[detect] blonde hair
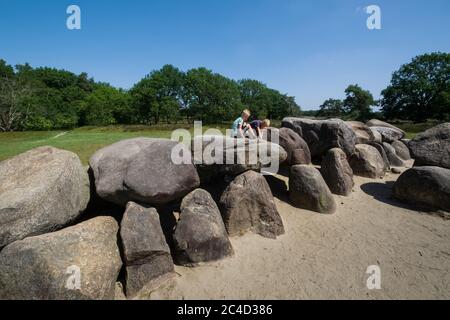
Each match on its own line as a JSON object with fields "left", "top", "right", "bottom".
{"left": 263, "top": 119, "right": 271, "bottom": 127}
{"left": 242, "top": 109, "right": 251, "bottom": 117}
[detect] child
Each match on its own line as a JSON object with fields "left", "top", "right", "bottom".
{"left": 247, "top": 119, "right": 271, "bottom": 138}
{"left": 231, "top": 109, "right": 251, "bottom": 138}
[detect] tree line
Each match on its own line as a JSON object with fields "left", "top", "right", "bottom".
{"left": 317, "top": 52, "right": 449, "bottom": 122}
{"left": 0, "top": 62, "right": 301, "bottom": 131}
{"left": 0, "top": 52, "right": 448, "bottom": 131}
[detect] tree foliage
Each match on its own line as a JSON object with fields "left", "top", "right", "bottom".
{"left": 381, "top": 52, "right": 450, "bottom": 121}
{"left": 0, "top": 58, "right": 299, "bottom": 131}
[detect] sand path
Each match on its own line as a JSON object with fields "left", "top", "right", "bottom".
{"left": 151, "top": 170, "right": 450, "bottom": 300}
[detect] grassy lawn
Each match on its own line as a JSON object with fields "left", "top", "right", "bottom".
{"left": 0, "top": 120, "right": 439, "bottom": 164}
{"left": 0, "top": 124, "right": 230, "bottom": 165}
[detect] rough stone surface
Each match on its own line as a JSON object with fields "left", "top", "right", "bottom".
{"left": 321, "top": 148, "right": 354, "bottom": 196}
{"left": 371, "top": 126, "right": 405, "bottom": 143}
{"left": 391, "top": 140, "right": 411, "bottom": 161}
{"left": 173, "top": 189, "right": 233, "bottom": 265}
{"left": 370, "top": 128, "right": 383, "bottom": 143}
{"left": 346, "top": 121, "right": 376, "bottom": 144}
{"left": 409, "top": 123, "right": 450, "bottom": 169}
{"left": 289, "top": 165, "right": 336, "bottom": 214}
{"left": 219, "top": 170, "right": 285, "bottom": 239}
{"left": 192, "top": 135, "right": 287, "bottom": 184}
{"left": 382, "top": 142, "right": 406, "bottom": 167}
{"left": 349, "top": 144, "right": 386, "bottom": 179}
{"left": 282, "top": 118, "right": 356, "bottom": 158}
{"left": 0, "top": 146, "right": 90, "bottom": 248}
{"left": 262, "top": 127, "right": 311, "bottom": 165}
{"left": 89, "top": 138, "right": 200, "bottom": 206}
{"left": 120, "top": 202, "right": 174, "bottom": 298}
{"left": 366, "top": 119, "right": 406, "bottom": 135}
{"left": 0, "top": 217, "right": 122, "bottom": 300}
{"left": 369, "top": 142, "right": 390, "bottom": 171}
{"left": 393, "top": 166, "right": 450, "bottom": 212}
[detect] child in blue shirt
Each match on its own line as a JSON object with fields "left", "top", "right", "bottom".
{"left": 231, "top": 109, "right": 251, "bottom": 138}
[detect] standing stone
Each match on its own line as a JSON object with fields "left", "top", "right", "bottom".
{"left": 289, "top": 165, "right": 336, "bottom": 214}
{"left": 382, "top": 142, "right": 406, "bottom": 167}
{"left": 369, "top": 142, "right": 390, "bottom": 171}
{"left": 370, "top": 128, "right": 383, "bottom": 143}
{"left": 263, "top": 127, "right": 311, "bottom": 165}
{"left": 391, "top": 140, "right": 411, "bottom": 161}
{"left": 346, "top": 121, "right": 376, "bottom": 144}
{"left": 409, "top": 123, "right": 450, "bottom": 169}
{"left": 349, "top": 144, "right": 386, "bottom": 178}
{"left": 89, "top": 138, "right": 200, "bottom": 206}
{"left": 371, "top": 127, "right": 405, "bottom": 143}
{"left": 281, "top": 118, "right": 356, "bottom": 158}
{"left": 120, "top": 202, "right": 174, "bottom": 298}
{"left": 0, "top": 217, "right": 122, "bottom": 300}
{"left": 366, "top": 119, "right": 406, "bottom": 135}
{"left": 219, "top": 170, "right": 285, "bottom": 239}
{"left": 393, "top": 166, "right": 450, "bottom": 212}
{"left": 173, "top": 189, "right": 233, "bottom": 265}
{"left": 321, "top": 148, "right": 354, "bottom": 196}
{"left": 0, "top": 146, "right": 90, "bottom": 248}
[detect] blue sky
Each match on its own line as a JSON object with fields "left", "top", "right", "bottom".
{"left": 0, "top": 0, "right": 449, "bottom": 110}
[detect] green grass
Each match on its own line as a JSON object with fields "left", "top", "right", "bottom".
{"left": 394, "top": 121, "right": 441, "bottom": 139}
{"left": 0, "top": 124, "right": 229, "bottom": 165}
{"left": 0, "top": 120, "right": 438, "bottom": 164}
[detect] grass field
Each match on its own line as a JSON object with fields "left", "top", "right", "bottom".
{"left": 0, "top": 121, "right": 438, "bottom": 164}
{"left": 0, "top": 124, "right": 230, "bottom": 165}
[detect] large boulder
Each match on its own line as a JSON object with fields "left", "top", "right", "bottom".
{"left": 370, "top": 126, "right": 405, "bottom": 143}
{"left": 409, "top": 123, "right": 450, "bottom": 169}
{"left": 321, "top": 148, "right": 354, "bottom": 196}
{"left": 349, "top": 144, "right": 386, "bottom": 178}
{"left": 219, "top": 170, "right": 285, "bottom": 239}
{"left": 289, "top": 165, "right": 336, "bottom": 214}
{"left": 192, "top": 135, "right": 287, "bottom": 184}
{"left": 382, "top": 142, "right": 406, "bottom": 167}
{"left": 0, "top": 146, "right": 90, "bottom": 248}
{"left": 0, "top": 217, "right": 122, "bottom": 300}
{"left": 120, "top": 202, "right": 174, "bottom": 298}
{"left": 393, "top": 166, "right": 450, "bottom": 212}
{"left": 369, "top": 142, "right": 390, "bottom": 171}
{"left": 346, "top": 121, "right": 376, "bottom": 144}
{"left": 173, "top": 189, "right": 233, "bottom": 265}
{"left": 262, "top": 127, "right": 311, "bottom": 165}
{"left": 282, "top": 118, "right": 356, "bottom": 158}
{"left": 89, "top": 138, "right": 200, "bottom": 206}
{"left": 370, "top": 128, "right": 383, "bottom": 143}
{"left": 366, "top": 119, "right": 406, "bottom": 135}
{"left": 391, "top": 140, "right": 411, "bottom": 161}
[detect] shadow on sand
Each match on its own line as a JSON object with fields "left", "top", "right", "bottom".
{"left": 360, "top": 181, "right": 419, "bottom": 211}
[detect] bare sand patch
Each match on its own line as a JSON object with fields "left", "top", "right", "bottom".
{"left": 147, "top": 170, "right": 450, "bottom": 300}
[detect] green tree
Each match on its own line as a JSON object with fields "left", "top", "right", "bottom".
{"left": 343, "top": 84, "right": 376, "bottom": 121}
{"left": 317, "top": 99, "right": 344, "bottom": 118}
{"left": 184, "top": 68, "right": 243, "bottom": 123}
{"left": 79, "top": 85, "right": 131, "bottom": 126}
{"left": 381, "top": 52, "right": 450, "bottom": 121}
{"left": 130, "top": 64, "right": 184, "bottom": 124}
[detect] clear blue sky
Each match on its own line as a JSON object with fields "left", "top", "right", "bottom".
{"left": 0, "top": 0, "right": 449, "bottom": 110}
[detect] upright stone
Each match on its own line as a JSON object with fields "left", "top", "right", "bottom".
{"left": 219, "top": 170, "right": 285, "bottom": 239}
{"left": 120, "top": 202, "right": 174, "bottom": 298}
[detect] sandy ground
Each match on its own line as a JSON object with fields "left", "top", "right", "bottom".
{"left": 144, "top": 168, "right": 450, "bottom": 300}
